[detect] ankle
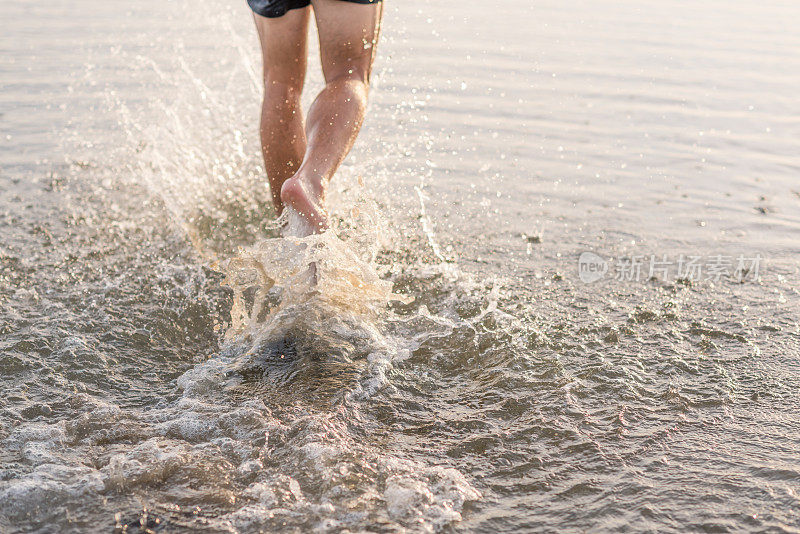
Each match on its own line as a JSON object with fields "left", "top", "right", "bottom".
{"left": 291, "top": 171, "right": 325, "bottom": 192}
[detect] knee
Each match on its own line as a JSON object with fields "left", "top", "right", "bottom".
{"left": 263, "top": 71, "right": 304, "bottom": 104}
{"left": 325, "top": 69, "right": 371, "bottom": 99}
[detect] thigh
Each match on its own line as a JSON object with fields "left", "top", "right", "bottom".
{"left": 310, "top": 0, "right": 384, "bottom": 83}
{"left": 253, "top": 6, "right": 312, "bottom": 87}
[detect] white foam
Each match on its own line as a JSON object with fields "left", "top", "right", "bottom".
{"left": 0, "top": 464, "right": 104, "bottom": 522}
{"left": 281, "top": 206, "right": 318, "bottom": 238}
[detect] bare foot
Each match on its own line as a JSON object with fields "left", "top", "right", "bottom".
{"left": 280, "top": 174, "right": 328, "bottom": 234}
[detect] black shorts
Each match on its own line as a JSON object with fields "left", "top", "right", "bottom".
{"left": 248, "top": 0, "right": 380, "bottom": 18}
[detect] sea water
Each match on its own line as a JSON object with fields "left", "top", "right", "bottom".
{"left": 1, "top": 0, "right": 799, "bottom": 532}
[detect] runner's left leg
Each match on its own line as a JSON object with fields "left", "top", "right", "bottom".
{"left": 253, "top": 7, "right": 311, "bottom": 212}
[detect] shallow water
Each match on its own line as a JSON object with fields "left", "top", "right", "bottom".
{"left": 2, "top": 0, "right": 800, "bottom": 532}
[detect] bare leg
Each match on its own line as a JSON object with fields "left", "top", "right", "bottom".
{"left": 280, "top": 0, "right": 384, "bottom": 233}
{"left": 254, "top": 8, "right": 310, "bottom": 212}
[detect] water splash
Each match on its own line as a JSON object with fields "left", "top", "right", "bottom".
{"left": 5, "top": 2, "right": 487, "bottom": 531}
{"left": 218, "top": 207, "right": 411, "bottom": 364}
